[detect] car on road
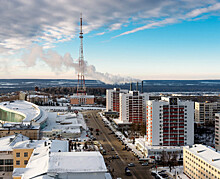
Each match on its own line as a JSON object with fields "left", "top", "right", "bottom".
{"left": 160, "top": 170, "right": 166, "bottom": 173}
{"left": 111, "top": 147, "right": 114, "bottom": 151}
{"left": 141, "top": 162, "right": 148, "bottom": 166}
{"left": 125, "top": 167, "right": 132, "bottom": 176}
{"left": 128, "top": 163, "right": 135, "bottom": 167}
{"left": 159, "top": 173, "right": 169, "bottom": 179}
{"left": 151, "top": 171, "right": 157, "bottom": 176}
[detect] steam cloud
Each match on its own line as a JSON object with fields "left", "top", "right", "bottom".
{"left": 21, "top": 45, "right": 139, "bottom": 84}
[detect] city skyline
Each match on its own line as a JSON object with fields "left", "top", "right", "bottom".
{"left": 0, "top": 0, "right": 220, "bottom": 83}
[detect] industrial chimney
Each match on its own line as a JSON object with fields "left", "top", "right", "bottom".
{"left": 130, "top": 82, "right": 133, "bottom": 91}
{"left": 141, "top": 81, "right": 143, "bottom": 93}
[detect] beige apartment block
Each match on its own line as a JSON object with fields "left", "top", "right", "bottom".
{"left": 195, "top": 101, "right": 220, "bottom": 125}
{"left": 215, "top": 113, "right": 220, "bottom": 151}
{"left": 183, "top": 144, "right": 220, "bottom": 179}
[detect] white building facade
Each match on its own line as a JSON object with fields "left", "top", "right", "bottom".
{"left": 106, "top": 88, "right": 128, "bottom": 112}
{"left": 146, "top": 97, "right": 194, "bottom": 146}
{"left": 119, "top": 91, "right": 149, "bottom": 124}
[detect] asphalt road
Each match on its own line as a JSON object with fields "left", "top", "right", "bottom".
{"left": 84, "top": 110, "right": 154, "bottom": 179}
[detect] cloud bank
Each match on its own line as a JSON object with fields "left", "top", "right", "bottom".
{"left": 1, "top": 0, "right": 220, "bottom": 53}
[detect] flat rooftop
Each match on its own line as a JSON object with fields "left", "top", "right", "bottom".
{"left": 184, "top": 144, "right": 220, "bottom": 170}
{"left": 0, "top": 100, "right": 40, "bottom": 122}
{"left": 0, "top": 134, "right": 29, "bottom": 151}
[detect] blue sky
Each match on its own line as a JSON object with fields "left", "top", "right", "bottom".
{"left": 0, "top": 0, "right": 220, "bottom": 83}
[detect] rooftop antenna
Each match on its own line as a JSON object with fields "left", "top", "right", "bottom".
{"left": 77, "top": 13, "right": 86, "bottom": 96}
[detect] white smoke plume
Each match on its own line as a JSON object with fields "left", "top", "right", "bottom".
{"left": 21, "top": 45, "right": 139, "bottom": 84}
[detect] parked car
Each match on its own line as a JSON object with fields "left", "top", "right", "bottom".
{"left": 159, "top": 173, "right": 169, "bottom": 178}
{"left": 141, "top": 162, "right": 148, "bottom": 166}
{"left": 151, "top": 171, "right": 157, "bottom": 176}
{"left": 128, "top": 163, "right": 135, "bottom": 167}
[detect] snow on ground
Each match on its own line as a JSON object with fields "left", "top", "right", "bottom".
{"left": 152, "top": 166, "right": 188, "bottom": 179}
{"left": 41, "top": 106, "right": 105, "bottom": 111}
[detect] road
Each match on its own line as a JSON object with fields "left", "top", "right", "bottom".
{"left": 84, "top": 110, "right": 154, "bottom": 179}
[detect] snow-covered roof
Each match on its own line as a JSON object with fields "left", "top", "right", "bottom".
{"left": 113, "top": 118, "right": 132, "bottom": 125}
{"left": 0, "top": 134, "right": 29, "bottom": 151}
{"left": 42, "top": 112, "right": 83, "bottom": 134}
{"left": 184, "top": 144, "right": 220, "bottom": 170}
{"left": 48, "top": 152, "right": 107, "bottom": 173}
{"left": 27, "top": 94, "right": 49, "bottom": 98}
{"left": 13, "top": 151, "right": 107, "bottom": 179}
{"left": 13, "top": 139, "right": 68, "bottom": 152}
{"left": 0, "top": 100, "right": 42, "bottom": 123}
{"left": 70, "top": 94, "right": 94, "bottom": 99}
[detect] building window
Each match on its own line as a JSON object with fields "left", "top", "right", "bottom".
{"left": 24, "top": 160, "right": 28, "bottom": 165}
{"left": 16, "top": 152, "right": 20, "bottom": 157}
{"left": 0, "top": 167, "right": 4, "bottom": 172}
{"left": 5, "top": 159, "right": 13, "bottom": 165}
{"left": 24, "top": 152, "right": 28, "bottom": 157}
{"left": 16, "top": 160, "right": 20, "bottom": 165}
{"left": 5, "top": 166, "right": 13, "bottom": 172}
{"left": 0, "top": 160, "right": 3, "bottom": 165}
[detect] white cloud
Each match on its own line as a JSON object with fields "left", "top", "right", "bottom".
{"left": 114, "top": 2, "right": 220, "bottom": 38}
{"left": 0, "top": 0, "right": 219, "bottom": 53}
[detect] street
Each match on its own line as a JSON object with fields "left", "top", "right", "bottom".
{"left": 84, "top": 110, "right": 154, "bottom": 179}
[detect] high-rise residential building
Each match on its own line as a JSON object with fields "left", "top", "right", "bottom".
{"left": 195, "top": 101, "right": 220, "bottom": 125}
{"left": 106, "top": 88, "right": 128, "bottom": 112}
{"left": 215, "top": 113, "right": 220, "bottom": 150}
{"left": 183, "top": 144, "right": 220, "bottom": 179}
{"left": 119, "top": 91, "right": 149, "bottom": 124}
{"left": 146, "top": 97, "right": 194, "bottom": 146}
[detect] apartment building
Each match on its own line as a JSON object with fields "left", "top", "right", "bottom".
{"left": 183, "top": 144, "right": 220, "bottom": 179}
{"left": 119, "top": 91, "right": 149, "bottom": 124}
{"left": 106, "top": 88, "right": 128, "bottom": 112}
{"left": 215, "top": 113, "right": 220, "bottom": 150}
{"left": 195, "top": 101, "right": 220, "bottom": 125}
{"left": 146, "top": 97, "right": 194, "bottom": 146}
{"left": 0, "top": 134, "right": 29, "bottom": 179}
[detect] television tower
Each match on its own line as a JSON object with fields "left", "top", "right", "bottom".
{"left": 77, "top": 14, "right": 86, "bottom": 95}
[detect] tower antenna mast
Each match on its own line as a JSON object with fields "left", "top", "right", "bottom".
{"left": 77, "top": 13, "right": 86, "bottom": 95}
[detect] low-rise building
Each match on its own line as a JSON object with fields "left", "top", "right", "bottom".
{"left": 41, "top": 112, "right": 85, "bottom": 139}
{"left": 0, "top": 123, "right": 40, "bottom": 140}
{"left": 0, "top": 134, "right": 29, "bottom": 179}
{"left": 70, "top": 94, "right": 94, "bottom": 105}
{"left": 183, "top": 144, "right": 220, "bottom": 179}
{"left": 12, "top": 141, "right": 107, "bottom": 179}
{"left": 0, "top": 100, "right": 48, "bottom": 129}
{"left": 135, "top": 138, "right": 183, "bottom": 160}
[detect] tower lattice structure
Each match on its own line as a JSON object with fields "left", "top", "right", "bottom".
{"left": 77, "top": 14, "right": 86, "bottom": 95}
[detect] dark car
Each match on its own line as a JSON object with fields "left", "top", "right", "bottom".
{"left": 151, "top": 171, "right": 157, "bottom": 176}
{"left": 159, "top": 173, "right": 169, "bottom": 178}
{"left": 128, "top": 163, "right": 135, "bottom": 167}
